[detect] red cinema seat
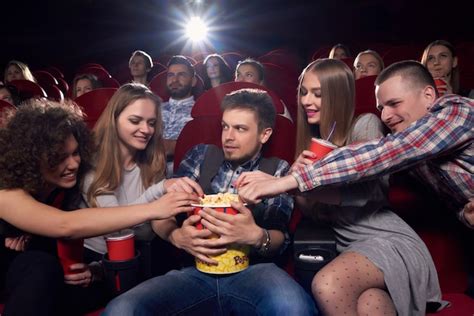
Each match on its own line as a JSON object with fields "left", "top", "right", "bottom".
{"left": 56, "top": 77, "right": 70, "bottom": 95}
{"left": 77, "top": 63, "right": 106, "bottom": 73}
{"left": 259, "top": 50, "right": 301, "bottom": 76}
{"left": 9, "top": 80, "right": 47, "bottom": 100}
{"left": 355, "top": 75, "right": 379, "bottom": 116}
{"left": 77, "top": 66, "right": 111, "bottom": 82}
{"left": 46, "top": 66, "right": 65, "bottom": 79}
{"left": 262, "top": 63, "right": 298, "bottom": 120}
{"left": 221, "top": 52, "right": 244, "bottom": 71}
{"left": 340, "top": 57, "right": 355, "bottom": 70}
{"left": 311, "top": 45, "right": 332, "bottom": 60}
{"left": 33, "top": 70, "right": 58, "bottom": 88}
{"left": 43, "top": 85, "right": 64, "bottom": 102}
{"left": 192, "top": 81, "right": 285, "bottom": 117}
{"left": 149, "top": 71, "right": 204, "bottom": 102}
{"left": 74, "top": 88, "right": 117, "bottom": 129}
{"left": 100, "top": 76, "right": 120, "bottom": 88}
{"left": 382, "top": 44, "right": 424, "bottom": 66}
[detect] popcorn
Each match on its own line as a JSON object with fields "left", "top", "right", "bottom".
{"left": 199, "top": 193, "right": 240, "bottom": 205}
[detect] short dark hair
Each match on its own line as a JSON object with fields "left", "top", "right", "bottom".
{"left": 375, "top": 60, "right": 436, "bottom": 93}
{"left": 221, "top": 88, "right": 275, "bottom": 131}
{"left": 0, "top": 99, "right": 93, "bottom": 195}
{"left": 236, "top": 58, "right": 265, "bottom": 82}
{"left": 167, "top": 55, "right": 195, "bottom": 77}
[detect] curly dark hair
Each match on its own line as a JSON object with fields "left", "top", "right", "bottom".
{"left": 0, "top": 99, "right": 93, "bottom": 199}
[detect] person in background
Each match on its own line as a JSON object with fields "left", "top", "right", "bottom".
{"left": 0, "top": 99, "right": 198, "bottom": 315}
{"left": 3, "top": 60, "right": 37, "bottom": 84}
{"left": 202, "top": 53, "right": 233, "bottom": 90}
{"left": 161, "top": 55, "right": 197, "bottom": 169}
{"left": 72, "top": 74, "right": 102, "bottom": 99}
{"left": 235, "top": 58, "right": 265, "bottom": 85}
{"left": 420, "top": 39, "right": 471, "bottom": 96}
{"left": 353, "top": 49, "right": 384, "bottom": 79}
{"left": 328, "top": 43, "right": 351, "bottom": 60}
{"left": 129, "top": 50, "right": 153, "bottom": 86}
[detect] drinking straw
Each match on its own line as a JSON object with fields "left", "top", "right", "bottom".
{"left": 326, "top": 121, "right": 337, "bottom": 142}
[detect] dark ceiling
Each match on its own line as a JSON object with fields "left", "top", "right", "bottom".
{"left": 2, "top": 0, "right": 472, "bottom": 76}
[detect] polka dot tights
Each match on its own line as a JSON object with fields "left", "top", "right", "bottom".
{"left": 311, "top": 251, "right": 396, "bottom": 316}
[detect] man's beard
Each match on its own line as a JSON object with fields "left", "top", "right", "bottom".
{"left": 168, "top": 84, "right": 193, "bottom": 99}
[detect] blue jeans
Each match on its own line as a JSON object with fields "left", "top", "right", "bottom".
{"left": 103, "top": 263, "right": 318, "bottom": 315}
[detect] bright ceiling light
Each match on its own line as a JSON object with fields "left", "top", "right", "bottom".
{"left": 185, "top": 17, "right": 208, "bottom": 42}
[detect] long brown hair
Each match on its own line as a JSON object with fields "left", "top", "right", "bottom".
{"left": 296, "top": 58, "right": 355, "bottom": 157}
{"left": 421, "top": 40, "right": 460, "bottom": 94}
{"left": 86, "top": 83, "right": 166, "bottom": 207}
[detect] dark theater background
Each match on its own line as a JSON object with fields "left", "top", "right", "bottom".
{"left": 1, "top": 0, "right": 473, "bottom": 79}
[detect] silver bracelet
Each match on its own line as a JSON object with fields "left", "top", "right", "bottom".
{"left": 257, "top": 229, "right": 271, "bottom": 255}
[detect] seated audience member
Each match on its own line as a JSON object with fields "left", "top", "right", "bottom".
{"left": 82, "top": 83, "right": 202, "bottom": 259}
{"left": 421, "top": 39, "right": 471, "bottom": 97}
{"left": 3, "top": 60, "right": 37, "bottom": 84}
{"left": 202, "top": 53, "right": 233, "bottom": 90}
{"left": 129, "top": 50, "right": 154, "bottom": 86}
{"left": 161, "top": 55, "right": 197, "bottom": 165}
{"left": 72, "top": 74, "right": 102, "bottom": 98}
{"left": 0, "top": 84, "right": 19, "bottom": 105}
{"left": 103, "top": 89, "right": 317, "bottom": 316}
{"left": 235, "top": 58, "right": 265, "bottom": 85}
{"left": 292, "top": 58, "right": 443, "bottom": 315}
{"left": 328, "top": 43, "right": 352, "bottom": 60}
{"left": 0, "top": 100, "right": 198, "bottom": 316}
{"left": 238, "top": 61, "right": 473, "bottom": 229}
{"left": 353, "top": 50, "right": 384, "bottom": 79}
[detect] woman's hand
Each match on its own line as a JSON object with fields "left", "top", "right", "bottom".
{"left": 64, "top": 263, "right": 93, "bottom": 287}
{"left": 238, "top": 175, "right": 299, "bottom": 204}
{"left": 151, "top": 192, "right": 200, "bottom": 219}
{"left": 4, "top": 234, "right": 31, "bottom": 252}
{"left": 290, "top": 150, "right": 316, "bottom": 172}
{"left": 463, "top": 198, "right": 474, "bottom": 226}
{"left": 234, "top": 170, "right": 276, "bottom": 189}
{"left": 164, "top": 177, "right": 204, "bottom": 197}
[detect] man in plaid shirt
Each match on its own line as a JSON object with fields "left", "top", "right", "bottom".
{"left": 238, "top": 60, "right": 473, "bottom": 228}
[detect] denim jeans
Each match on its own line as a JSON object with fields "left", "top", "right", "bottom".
{"left": 103, "top": 263, "right": 318, "bottom": 316}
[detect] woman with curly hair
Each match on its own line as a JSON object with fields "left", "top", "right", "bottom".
{"left": 0, "top": 99, "right": 199, "bottom": 315}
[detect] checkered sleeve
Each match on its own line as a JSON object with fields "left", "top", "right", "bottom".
{"left": 174, "top": 144, "right": 208, "bottom": 181}
{"left": 292, "top": 95, "right": 474, "bottom": 192}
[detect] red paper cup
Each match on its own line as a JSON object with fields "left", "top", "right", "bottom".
{"left": 434, "top": 78, "right": 448, "bottom": 96}
{"left": 308, "top": 138, "right": 337, "bottom": 161}
{"left": 57, "top": 238, "right": 84, "bottom": 275}
{"left": 105, "top": 229, "right": 135, "bottom": 261}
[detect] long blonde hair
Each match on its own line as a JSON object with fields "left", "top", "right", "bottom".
{"left": 4, "top": 60, "right": 37, "bottom": 83}
{"left": 421, "top": 40, "right": 460, "bottom": 94}
{"left": 87, "top": 83, "right": 166, "bottom": 207}
{"left": 296, "top": 58, "right": 355, "bottom": 157}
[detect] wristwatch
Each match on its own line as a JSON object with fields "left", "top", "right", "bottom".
{"left": 257, "top": 228, "right": 271, "bottom": 255}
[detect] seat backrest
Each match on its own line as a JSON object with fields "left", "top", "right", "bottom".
{"left": 173, "top": 116, "right": 223, "bottom": 171}
{"left": 382, "top": 44, "right": 423, "bottom": 67}
{"left": 100, "top": 76, "right": 120, "bottom": 88}
{"left": 33, "top": 70, "right": 58, "bottom": 88}
{"left": 262, "top": 63, "right": 298, "bottom": 119}
{"left": 340, "top": 57, "right": 355, "bottom": 70}
{"left": 56, "top": 77, "right": 69, "bottom": 95}
{"left": 9, "top": 80, "right": 47, "bottom": 101}
{"left": 74, "top": 88, "right": 117, "bottom": 129}
{"left": 43, "top": 85, "right": 64, "bottom": 102}
{"left": 149, "top": 71, "right": 204, "bottom": 102}
{"left": 77, "top": 66, "right": 111, "bottom": 81}
{"left": 355, "top": 75, "right": 378, "bottom": 116}
{"left": 45, "top": 66, "right": 65, "bottom": 79}
{"left": 221, "top": 52, "right": 244, "bottom": 71}
{"left": 191, "top": 81, "right": 285, "bottom": 118}
{"left": 262, "top": 115, "right": 296, "bottom": 165}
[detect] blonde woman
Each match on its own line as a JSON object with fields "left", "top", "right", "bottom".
{"left": 82, "top": 83, "right": 202, "bottom": 257}
{"left": 353, "top": 50, "right": 384, "bottom": 79}
{"left": 4, "top": 60, "right": 37, "bottom": 83}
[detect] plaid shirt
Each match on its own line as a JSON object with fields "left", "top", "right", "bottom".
{"left": 161, "top": 96, "right": 195, "bottom": 140}
{"left": 175, "top": 144, "right": 294, "bottom": 251}
{"left": 292, "top": 95, "right": 473, "bottom": 227}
